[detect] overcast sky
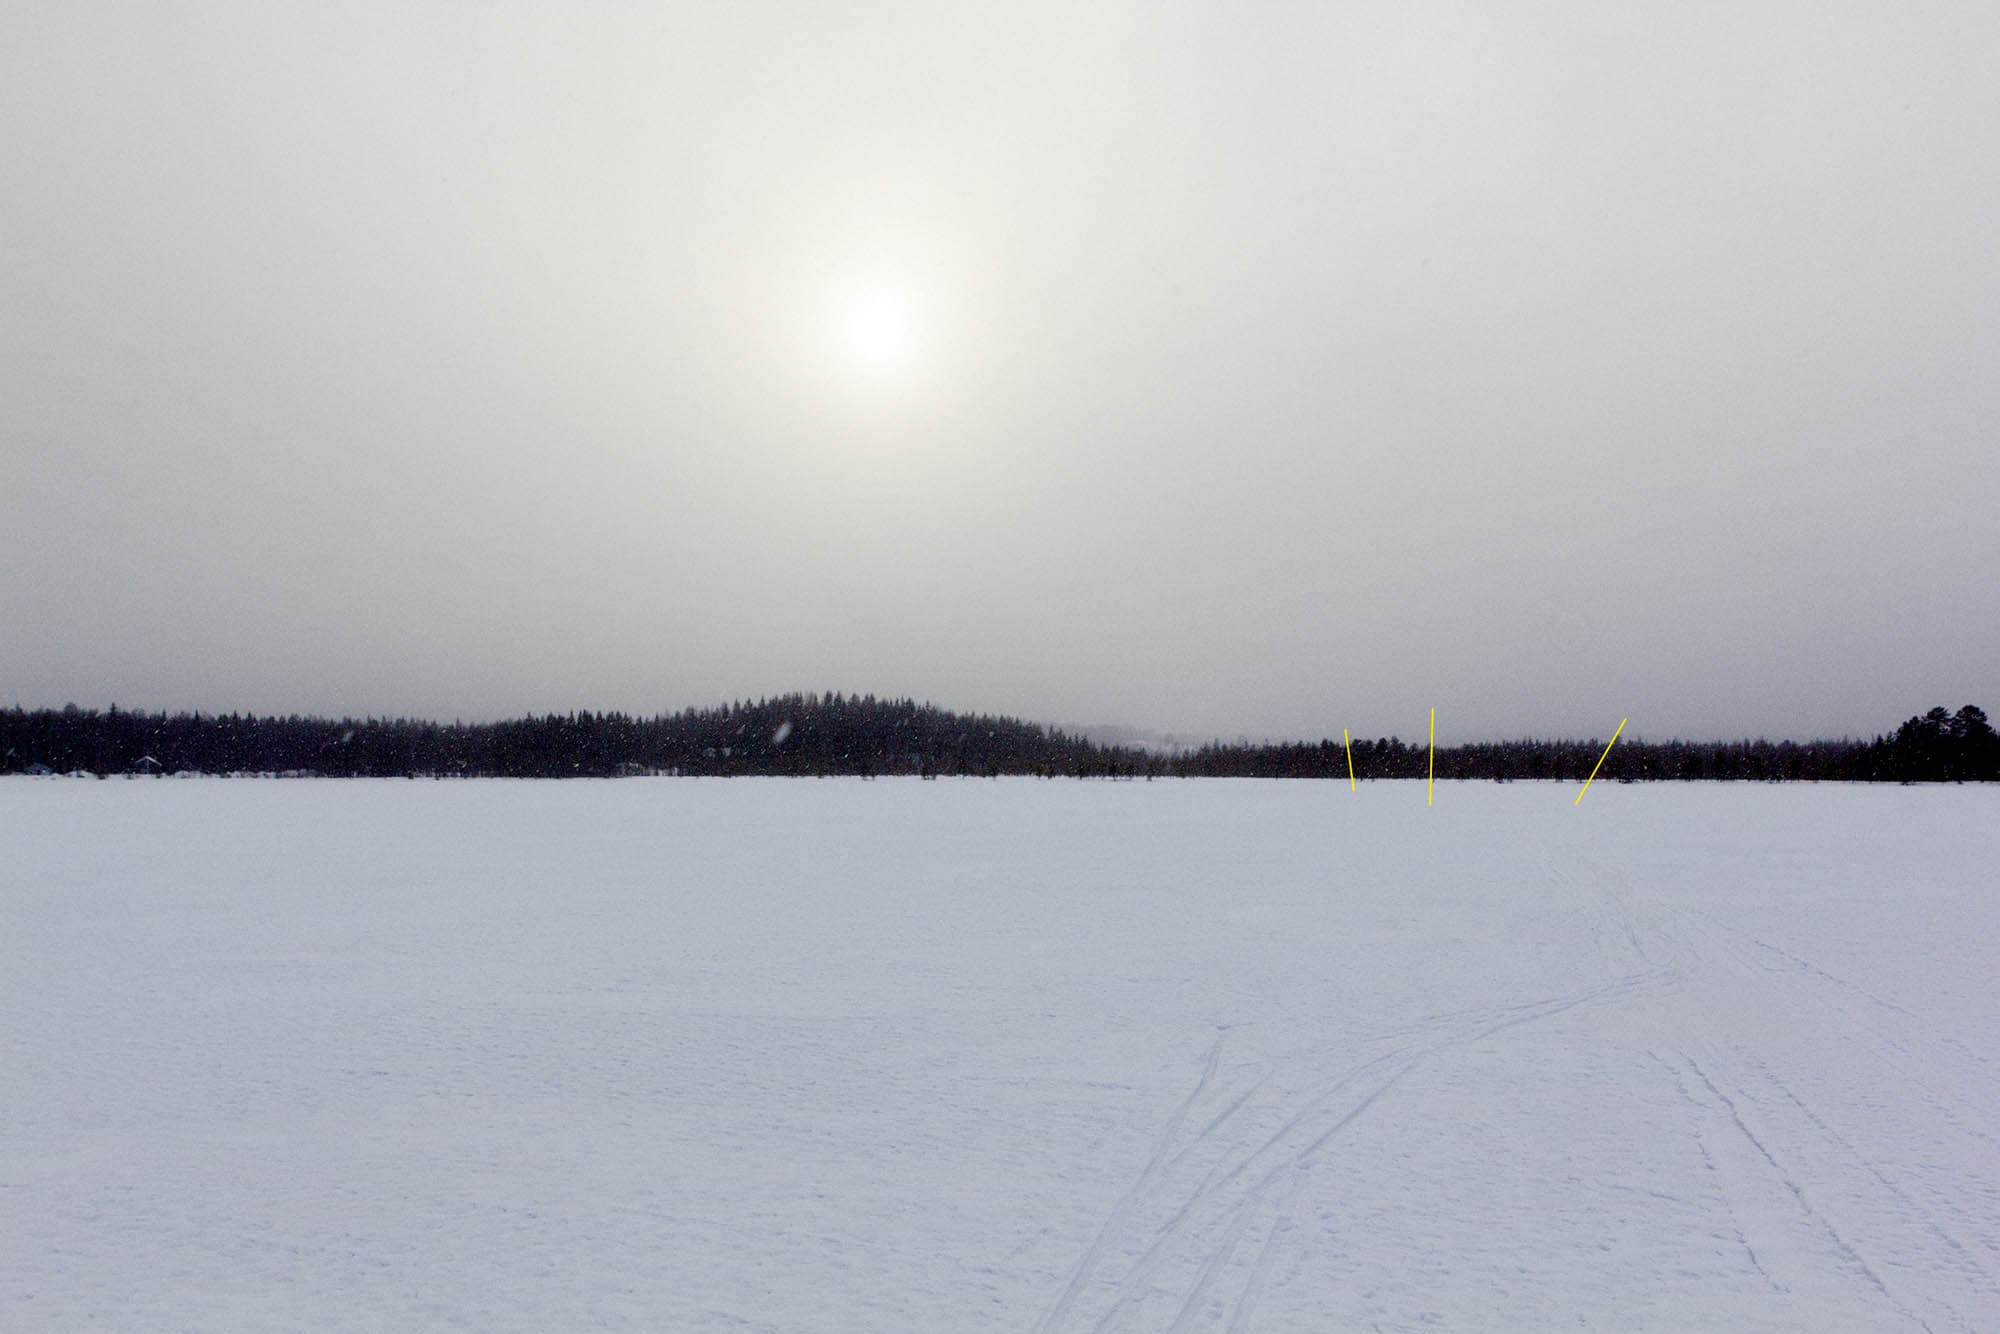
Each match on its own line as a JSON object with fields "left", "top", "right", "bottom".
{"left": 4, "top": 2, "right": 1996, "bottom": 742}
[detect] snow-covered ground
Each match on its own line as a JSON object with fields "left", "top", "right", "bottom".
{"left": 3, "top": 777, "right": 1997, "bottom": 1332}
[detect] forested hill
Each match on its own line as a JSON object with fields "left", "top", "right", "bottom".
{"left": 0, "top": 695, "right": 1093, "bottom": 779}
{"left": 1, "top": 697, "right": 1994, "bottom": 782}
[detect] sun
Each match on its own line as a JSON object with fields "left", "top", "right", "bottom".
{"left": 840, "top": 286, "right": 917, "bottom": 376}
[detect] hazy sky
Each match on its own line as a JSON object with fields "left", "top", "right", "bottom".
{"left": 5, "top": 2, "right": 1997, "bottom": 741}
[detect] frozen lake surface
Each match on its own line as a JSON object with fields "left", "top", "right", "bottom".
{"left": 4, "top": 777, "right": 1998, "bottom": 1331}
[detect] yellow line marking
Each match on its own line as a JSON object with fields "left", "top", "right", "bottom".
{"left": 1575, "top": 718, "right": 1628, "bottom": 806}
{"left": 1427, "top": 708, "right": 1435, "bottom": 806}
{"left": 1344, "top": 729, "right": 1355, "bottom": 790}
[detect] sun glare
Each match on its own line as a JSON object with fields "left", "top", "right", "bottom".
{"left": 841, "top": 287, "right": 916, "bottom": 376}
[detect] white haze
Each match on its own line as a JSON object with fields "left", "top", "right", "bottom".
{"left": 4, "top": 2, "right": 1998, "bottom": 740}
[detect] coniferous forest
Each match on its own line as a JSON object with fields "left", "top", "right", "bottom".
{"left": 2, "top": 697, "right": 1994, "bottom": 783}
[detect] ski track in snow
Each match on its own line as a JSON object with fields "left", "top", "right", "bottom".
{"left": 3, "top": 777, "right": 1997, "bottom": 1331}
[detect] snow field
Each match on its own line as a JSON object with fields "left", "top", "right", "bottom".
{"left": 3, "top": 777, "right": 1997, "bottom": 1331}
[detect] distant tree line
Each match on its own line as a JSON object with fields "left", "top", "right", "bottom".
{"left": 0, "top": 695, "right": 1100, "bottom": 780}
{"left": 1, "top": 697, "right": 1993, "bottom": 782}
{"left": 1173, "top": 705, "right": 1997, "bottom": 783}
